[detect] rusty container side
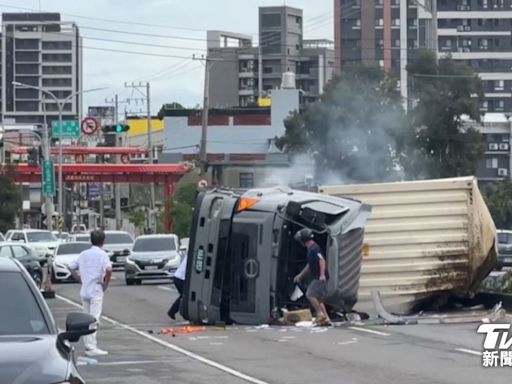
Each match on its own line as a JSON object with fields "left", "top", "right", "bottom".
{"left": 319, "top": 177, "right": 497, "bottom": 312}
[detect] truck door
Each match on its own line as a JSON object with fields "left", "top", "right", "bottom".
{"left": 182, "top": 191, "right": 238, "bottom": 324}
{"left": 228, "top": 212, "right": 273, "bottom": 325}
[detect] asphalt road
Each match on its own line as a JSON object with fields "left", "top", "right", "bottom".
{"left": 47, "top": 271, "right": 512, "bottom": 384}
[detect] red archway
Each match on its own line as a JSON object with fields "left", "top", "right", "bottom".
{"left": 13, "top": 163, "right": 192, "bottom": 232}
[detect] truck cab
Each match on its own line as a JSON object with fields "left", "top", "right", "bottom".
{"left": 181, "top": 187, "right": 371, "bottom": 325}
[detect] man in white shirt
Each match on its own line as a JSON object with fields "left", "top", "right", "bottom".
{"left": 167, "top": 254, "right": 187, "bottom": 320}
{"left": 69, "top": 229, "right": 112, "bottom": 356}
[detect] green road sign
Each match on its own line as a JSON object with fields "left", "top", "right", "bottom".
{"left": 42, "top": 160, "right": 55, "bottom": 197}
{"left": 51, "top": 120, "right": 80, "bottom": 138}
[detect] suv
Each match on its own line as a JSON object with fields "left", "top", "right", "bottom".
{"left": 103, "top": 231, "right": 134, "bottom": 268}
{"left": 497, "top": 229, "right": 512, "bottom": 270}
{"left": 0, "top": 257, "right": 96, "bottom": 384}
{"left": 125, "top": 234, "right": 181, "bottom": 285}
{"left": 6, "top": 229, "right": 59, "bottom": 262}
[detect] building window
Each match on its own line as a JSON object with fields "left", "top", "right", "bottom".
{"left": 261, "top": 13, "right": 281, "bottom": 28}
{"left": 376, "top": 18, "right": 384, "bottom": 28}
{"left": 481, "top": 101, "right": 489, "bottom": 111}
{"left": 486, "top": 158, "right": 499, "bottom": 169}
{"left": 393, "top": 39, "right": 400, "bottom": 48}
{"left": 378, "top": 60, "right": 385, "bottom": 68}
{"left": 42, "top": 41, "right": 72, "bottom": 50}
{"left": 376, "top": 0, "right": 384, "bottom": 6}
{"left": 480, "top": 38, "right": 489, "bottom": 50}
{"left": 354, "top": 19, "right": 361, "bottom": 28}
{"left": 495, "top": 80, "right": 505, "bottom": 90}
{"left": 392, "top": 19, "right": 400, "bottom": 28}
{"left": 239, "top": 173, "right": 254, "bottom": 189}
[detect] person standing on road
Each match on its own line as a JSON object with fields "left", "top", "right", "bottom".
{"left": 167, "top": 253, "right": 187, "bottom": 320}
{"left": 293, "top": 228, "right": 331, "bottom": 326}
{"left": 69, "top": 229, "right": 113, "bottom": 356}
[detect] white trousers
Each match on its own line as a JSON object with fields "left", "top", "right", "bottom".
{"left": 82, "top": 296, "right": 103, "bottom": 350}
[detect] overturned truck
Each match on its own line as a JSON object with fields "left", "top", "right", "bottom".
{"left": 319, "top": 176, "right": 497, "bottom": 313}
{"left": 182, "top": 177, "right": 497, "bottom": 324}
{"left": 181, "top": 187, "right": 371, "bottom": 325}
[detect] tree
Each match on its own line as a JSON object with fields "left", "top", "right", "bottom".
{"left": 168, "top": 182, "right": 197, "bottom": 238}
{"left": 276, "top": 65, "right": 407, "bottom": 184}
{"left": 128, "top": 209, "right": 146, "bottom": 232}
{"left": 0, "top": 166, "right": 22, "bottom": 233}
{"left": 406, "top": 50, "right": 485, "bottom": 179}
{"left": 484, "top": 180, "right": 512, "bottom": 229}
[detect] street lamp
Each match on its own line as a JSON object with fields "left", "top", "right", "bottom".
{"left": 12, "top": 82, "right": 107, "bottom": 227}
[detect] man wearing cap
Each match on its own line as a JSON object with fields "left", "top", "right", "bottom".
{"left": 293, "top": 228, "right": 331, "bottom": 326}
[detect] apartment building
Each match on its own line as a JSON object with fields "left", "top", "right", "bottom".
{"left": 334, "top": 0, "right": 436, "bottom": 103}
{"left": 208, "top": 6, "right": 335, "bottom": 107}
{"left": 437, "top": 0, "right": 512, "bottom": 113}
{"left": 1, "top": 12, "right": 82, "bottom": 125}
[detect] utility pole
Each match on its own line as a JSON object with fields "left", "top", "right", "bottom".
{"left": 124, "top": 82, "right": 156, "bottom": 232}
{"left": 42, "top": 96, "right": 53, "bottom": 231}
{"left": 258, "top": 46, "right": 263, "bottom": 102}
{"left": 193, "top": 55, "right": 223, "bottom": 175}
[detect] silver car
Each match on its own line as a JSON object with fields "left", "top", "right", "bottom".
{"left": 124, "top": 234, "right": 181, "bottom": 285}
{"left": 103, "top": 231, "right": 134, "bottom": 268}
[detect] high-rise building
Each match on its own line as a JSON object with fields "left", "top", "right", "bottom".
{"left": 333, "top": 0, "right": 436, "bottom": 103}
{"left": 0, "top": 13, "right": 82, "bottom": 125}
{"left": 437, "top": 0, "right": 512, "bottom": 113}
{"left": 208, "top": 6, "right": 335, "bottom": 107}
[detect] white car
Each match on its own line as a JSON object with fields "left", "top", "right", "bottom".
{"left": 52, "top": 231, "right": 70, "bottom": 243}
{"left": 104, "top": 231, "right": 134, "bottom": 268}
{"left": 50, "top": 242, "right": 91, "bottom": 283}
{"left": 124, "top": 234, "right": 181, "bottom": 285}
{"left": 69, "top": 233, "right": 91, "bottom": 243}
{"left": 6, "top": 229, "right": 59, "bottom": 261}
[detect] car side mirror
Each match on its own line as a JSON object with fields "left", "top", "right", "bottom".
{"left": 58, "top": 312, "right": 97, "bottom": 344}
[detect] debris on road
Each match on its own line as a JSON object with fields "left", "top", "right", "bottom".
{"left": 160, "top": 325, "right": 206, "bottom": 336}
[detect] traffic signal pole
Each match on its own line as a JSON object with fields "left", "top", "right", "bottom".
{"left": 114, "top": 94, "right": 122, "bottom": 231}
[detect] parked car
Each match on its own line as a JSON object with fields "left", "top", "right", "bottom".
{"left": 52, "top": 231, "right": 70, "bottom": 243}
{"left": 0, "top": 243, "right": 43, "bottom": 288}
{"left": 125, "top": 234, "right": 181, "bottom": 285}
{"left": 69, "top": 233, "right": 91, "bottom": 243}
{"left": 50, "top": 242, "right": 91, "bottom": 283}
{"left": 104, "top": 231, "right": 134, "bottom": 268}
{"left": 0, "top": 257, "right": 95, "bottom": 384}
{"left": 6, "top": 229, "right": 59, "bottom": 262}
{"left": 497, "top": 229, "right": 512, "bottom": 270}
{"left": 71, "top": 224, "right": 87, "bottom": 234}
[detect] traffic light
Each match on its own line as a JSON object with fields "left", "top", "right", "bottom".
{"left": 101, "top": 124, "right": 130, "bottom": 134}
{"left": 27, "top": 147, "right": 39, "bottom": 167}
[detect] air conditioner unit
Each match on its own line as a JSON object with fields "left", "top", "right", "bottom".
{"left": 464, "top": 26, "right": 471, "bottom": 31}
{"left": 500, "top": 143, "right": 509, "bottom": 151}
{"left": 498, "top": 168, "right": 508, "bottom": 176}
{"left": 463, "top": 48, "right": 471, "bottom": 52}
{"left": 457, "top": 25, "right": 465, "bottom": 31}
{"left": 489, "top": 143, "right": 499, "bottom": 150}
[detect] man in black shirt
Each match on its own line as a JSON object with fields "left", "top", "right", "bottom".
{"left": 293, "top": 228, "right": 331, "bottom": 326}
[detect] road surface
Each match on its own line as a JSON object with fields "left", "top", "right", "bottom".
{"left": 47, "top": 271, "right": 512, "bottom": 384}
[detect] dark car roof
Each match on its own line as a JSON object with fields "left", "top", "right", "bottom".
{"left": 0, "top": 256, "right": 21, "bottom": 272}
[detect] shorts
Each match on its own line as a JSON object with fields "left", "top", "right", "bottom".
{"left": 306, "top": 279, "right": 328, "bottom": 301}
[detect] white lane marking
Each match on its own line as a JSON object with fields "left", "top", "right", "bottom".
{"left": 349, "top": 326, "right": 391, "bottom": 337}
{"left": 455, "top": 348, "right": 481, "bottom": 356}
{"left": 56, "top": 295, "right": 269, "bottom": 384}
{"left": 95, "top": 360, "right": 169, "bottom": 366}
{"left": 337, "top": 340, "right": 358, "bottom": 346}
{"left": 157, "top": 286, "right": 174, "bottom": 292}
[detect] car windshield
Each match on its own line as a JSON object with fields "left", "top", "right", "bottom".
{"left": 105, "top": 233, "right": 133, "bottom": 244}
{"left": 74, "top": 235, "right": 90, "bottom": 242}
{"left": 0, "top": 272, "right": 49, "bottom": 335}
{"left": 26, "top": 231, "right": 57, "bottom": 243}
{"left": 498, "top": 232, "right": 512, "bottom": 244}
{"left": 133, "top": 237, "right": 176, "bottom": 252}
{"left": 55, "top": 233, "right": 69, "bottom": 240}
{"left": 56, "top": 243, "right": 90, "bottom": 255}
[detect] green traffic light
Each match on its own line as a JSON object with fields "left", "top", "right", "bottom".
{"left": 116, "top": 124, "right": 123, "bottom": 133}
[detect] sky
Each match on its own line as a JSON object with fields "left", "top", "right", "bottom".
{"left": 3, "top": 0, "right": 333, "bottom": 116}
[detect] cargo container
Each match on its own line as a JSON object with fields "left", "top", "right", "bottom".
{"left": 319, "top": 177, "right": 497, "bottom": 313}
{"left": 181, "top": 187, "right": 371, "bottom": 325}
